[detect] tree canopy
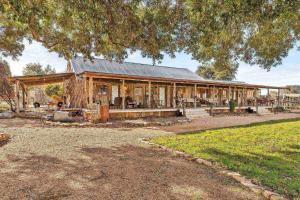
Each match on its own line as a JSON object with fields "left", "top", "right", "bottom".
{"left": 1, "top": 0, "right": 299, "bottom": 71}
{"left": 23, "top": 63, "right": 56, "bottom": 76}
{"left": 196, "top": 60, "right": 238, "bottom": 81}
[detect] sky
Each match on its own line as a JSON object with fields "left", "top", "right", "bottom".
{"left": 5, "top": 40, "right": 300, "bottom": 87}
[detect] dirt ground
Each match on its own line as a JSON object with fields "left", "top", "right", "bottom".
{"left": 0, "top": 118, "right": 269, "bottom": 200}
{"left": 162, "top": 112, "right": 300, "bottom": 133}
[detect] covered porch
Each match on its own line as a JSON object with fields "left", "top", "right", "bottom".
{"left": 83, "top": 72, "right": 286, "bottom": 111}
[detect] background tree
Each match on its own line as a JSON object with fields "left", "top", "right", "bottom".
{"left": 286, "top": 85, "right": 300, "bottom": 94}
{"left": 45, "top": 84, "right": 64, "bottom": 98}
{"left": 0, "top": 59, "right": 15, "bottom": 111}
{"left": 22, "top": 63, "right": 56, "bottom": 76}
{"left": 22, "top": 63, "right": 56, "bottom": 105}
{"left": 196, "top": 60, "right": 238, "bottom": 81}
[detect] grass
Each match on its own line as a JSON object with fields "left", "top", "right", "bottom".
{"left": 151, "top": 118, "right": 300, "bottom": 199}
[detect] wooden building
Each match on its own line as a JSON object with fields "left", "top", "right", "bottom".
{"left": 9, "top": 57, "right": 287, "bottom": 118}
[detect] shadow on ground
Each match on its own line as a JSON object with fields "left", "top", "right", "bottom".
{"left": 0, "top": 145, "right": 264, "bottom": 200}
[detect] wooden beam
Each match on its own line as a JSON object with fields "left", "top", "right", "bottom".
{"left": 194, "top": 84, "right": 197, "bottom": 108}
{"left": 122, "top": 79, "right": 126, "bottom": 110}
{"left": 148, "top": 81, "right": 151, "bottom": 108}
{"left": 15, "top": 80, "right": 20, "bottom": 114}
{"left": 277, "top": 89, "right": 280, "bottom": 106}
{"left": 88, "top": 77, "right": 93, "bottom": 106}
{"left": 173, "top": 83, "right": 176, "bottom": 108}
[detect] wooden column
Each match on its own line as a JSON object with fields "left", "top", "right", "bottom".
{"left": 173, "top": 83, "right": 176, "bottom": 108}
{"left": 242, "top": 88, "right": 246, "bottom": 106}
{"left": 212, "top": 86, "right": 215, "bottom": 106}
{"left": 255, "top": 89, "right": 259, "bottom": 113}
{"left": 15, "top": 80, "right": 20, "bottom": 114}
{"left": 22, "top": 87, "right": 26, "bottom": 109}
{"left": 267, "top": 88, "right": 270, "bottom": 106}
{"left": 194, "top": 84, "right": 197, "bottom": 108}
{"left": 227, "top": 87, "right": 231, "bottom": 101}
{"left": 83, "top": 75, "right": 88, "bottom": 105}
{"left": 148, "top": 81, "right": 151, "bottom": 108}
{"left": 122, "top": 79, "right": 126, "bottom": 110}
{"left": 24, "top": 85, "right": 29, "bottom": 110}
{"left": 166, "top": 85, "right": 171, "bottom": 108}
{"left": 88, "top": 77, "right": 93, "bottom": 106}
{"left": 277, "top": 89, "right": 280, "bottom": 106}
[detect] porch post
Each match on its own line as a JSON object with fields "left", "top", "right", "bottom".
{"left": 277, "top": 89, "right": 280, "bottom": 106}
{"left": 173, "top": 83, "right": 176, "bottom": 108}
{"left": 194, "top": 84, "right": 197, "bottom": 108}
{"left": 83, "top": 75, "right": 88, "bottom": 105}
{"left": 228, "top": 87, "right": 231, "bottom": 101}
{"left": 122, "top": 79, "right": 126, "bottom": 110}
{"left": 267, "top": 88, "right": 270, "bottom": 106}
{"left": 22, "top": 86, "right": 26, "bottom": 109}
{"left": 88, "top": 77, "right": 93, "bottom": 107}
{"left": 148, "top": 81, "right": 151, "bottom": 108}
{"left": 212, "top": 86, "right": 215, "bottom": 106}
{"left": 24, "top": 85, "right": 29, "bottom": 110}
{"left": 15, "top": 80, "right": 20, "bottom": 114}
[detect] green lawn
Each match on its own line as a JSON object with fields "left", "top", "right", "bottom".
{"left": 151, "top": 118, "right": 300, "bottom": 198}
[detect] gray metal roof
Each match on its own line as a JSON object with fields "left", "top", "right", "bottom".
{"left": 71, "top": 57, "right": 203, "bottom": 81}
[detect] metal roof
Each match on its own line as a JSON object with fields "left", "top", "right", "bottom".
{"left": 71, "top": 57, "right": 203, "bottom": 81}
{"left": 70, "top": 57, "right": 286, "bottom": 89}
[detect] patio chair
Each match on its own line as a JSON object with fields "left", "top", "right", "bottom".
{"left": 112, "top": 97, "right": 122, "bottom": 109}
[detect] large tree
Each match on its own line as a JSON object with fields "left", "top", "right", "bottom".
{"left": 1, "top": 1, "right": 299, "bottom": 70}
{"left": 0, "top": 59, "right": 15, "bottom": 111}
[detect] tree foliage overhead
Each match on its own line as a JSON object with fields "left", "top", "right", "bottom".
{"left": 1, "top": 0, "right": 299, "bottom": 70}
{"left": 23, "top": 63, "right": 56, "bottom": 76}
{"left": 196, "top": 60, "right": 238, "bottom": 81}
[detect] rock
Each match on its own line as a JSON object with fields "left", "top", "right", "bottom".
{"left": 270, "top": 195, "right": 287, "bottom": 200}
{"left": 195, "top": 158, "right": 213, "bottom": 166}
{"left": 0, "top": 112, "right": 15, "bottom": 119}
{"left": 53, "top": 111, "right": 73, "bottom": 122}
{"left": 263, "top": 190, "right": 277, "bottom": 199}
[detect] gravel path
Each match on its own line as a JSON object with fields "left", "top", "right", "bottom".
{"left": 0, "top": 119, "right": 170, "bottom": 160}
{"left": 0, "top": 118, "right": 265, "bottom": 200}
{"left": 162, "top": 112, "right": 300, "bottom": 133}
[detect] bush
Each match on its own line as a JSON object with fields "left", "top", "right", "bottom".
{"left": 229, "top": 99, "right": 236, "bottom": 112}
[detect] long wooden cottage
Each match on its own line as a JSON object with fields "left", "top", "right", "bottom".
{"left": 10, "top": 57, "right": 286, "bottom": 119}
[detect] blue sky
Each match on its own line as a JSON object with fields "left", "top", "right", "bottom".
{"left": 5, "top": 40, "right": 300, "bottom": 87}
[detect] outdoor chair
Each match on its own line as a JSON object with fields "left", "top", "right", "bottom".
{"left": 112, "top": 97, "right": 122, "bottom": 109}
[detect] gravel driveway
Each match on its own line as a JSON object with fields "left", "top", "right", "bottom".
{"left": 0, "top": 118, "right": 265, "bottom": 200}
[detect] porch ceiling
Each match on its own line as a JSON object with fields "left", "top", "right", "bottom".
{"left": 9, "top": 73, "right": 75, "bottom": 86}
{"left": 83, "top": 72, "right": 287, "bottom": 90}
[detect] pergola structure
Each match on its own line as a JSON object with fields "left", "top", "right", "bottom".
{"left": 9, "top": 73, "right": 75, "bottom": 113}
